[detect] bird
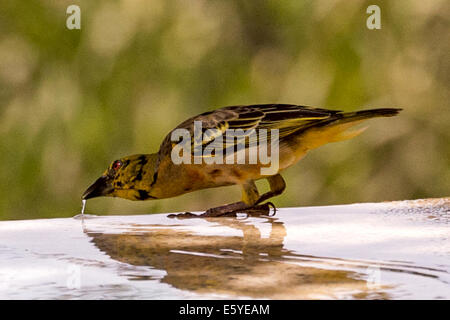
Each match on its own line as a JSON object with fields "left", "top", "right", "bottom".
{"left": 82, "top": 104, "right": 401, "bottom": 218}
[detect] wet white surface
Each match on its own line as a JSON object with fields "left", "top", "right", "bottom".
{"left": 0, "top": 198, "right": 449, "bottom": 299}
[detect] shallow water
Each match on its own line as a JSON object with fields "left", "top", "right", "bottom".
{"left": 0, "top": 198, "right": 449, "bottom": 299}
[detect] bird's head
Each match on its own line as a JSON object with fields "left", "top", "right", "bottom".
{"left": 82, "top": 154, "right": 159, "bottom": 201}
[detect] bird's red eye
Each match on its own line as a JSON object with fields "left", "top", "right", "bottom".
{"left": 113, "top": 160, "right": 122, "bottom": 170}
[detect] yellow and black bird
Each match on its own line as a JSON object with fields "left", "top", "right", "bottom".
{"left": 82, "top": 104, "right": 401, "bottom": 217}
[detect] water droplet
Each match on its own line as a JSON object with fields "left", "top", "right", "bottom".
{"left": 81, "top": 199, "right": 86, "bottom": 216}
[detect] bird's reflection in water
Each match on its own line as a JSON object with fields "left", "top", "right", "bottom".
{"left": 85, "top": 217, "right": 388, "bottom": 299}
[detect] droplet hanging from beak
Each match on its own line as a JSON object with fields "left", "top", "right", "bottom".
{"left": 81, "top": 199, "right": 87, "bottom": 216}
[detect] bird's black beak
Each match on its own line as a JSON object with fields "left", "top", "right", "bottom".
{"left": 82, "top": 176, "right": 112, "bottom": 200}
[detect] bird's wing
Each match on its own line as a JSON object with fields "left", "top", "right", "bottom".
{"left": 157, "top": 104, "right": 338, "bottom": 163}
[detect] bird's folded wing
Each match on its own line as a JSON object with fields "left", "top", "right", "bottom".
{"left": 159, "top": 104, "right": 336, "bottom": 160}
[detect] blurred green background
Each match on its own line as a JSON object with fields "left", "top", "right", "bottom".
{"left": 0, "top": 0, "right": 449, "bottom": 220}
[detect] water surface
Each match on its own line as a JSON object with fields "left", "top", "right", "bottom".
{"left": 0, "top": 198, "right": 448, "bottom": 299}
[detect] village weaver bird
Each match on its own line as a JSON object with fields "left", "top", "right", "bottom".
{"left": 82, "top": 104, "right": 401, "bottom": 218}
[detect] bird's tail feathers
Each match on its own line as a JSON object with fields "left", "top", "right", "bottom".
{"left": 340, "top": 108, "right": 402, "bottom": 122}
{"left": 298, "top": 108, "right": 401, "bottom": 149}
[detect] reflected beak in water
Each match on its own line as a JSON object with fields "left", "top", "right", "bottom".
{"left": 82, "top": 176, "right": 112, "bottom": 200}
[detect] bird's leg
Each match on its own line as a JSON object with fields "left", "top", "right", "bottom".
{"left": 255, "top": 174, "right": 286, "bottom": 205}
{"left": 201, "top": 180, "right": 278, "bottom": 217}
{"left": 168, "top": 179, "right": 278, "bottom": 219}
{"left": 196, "top": 180, "right": 261, "bottom": 217}
{"left": 208, "top": 180, "right": 274, "bottom": 217}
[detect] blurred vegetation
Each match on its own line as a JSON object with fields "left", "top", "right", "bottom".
{"left": 0, "top": 0, "right": 449, "bottom": 220}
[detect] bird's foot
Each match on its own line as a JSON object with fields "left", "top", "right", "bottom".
{"left": 167, "top": 202, "right": 276, "bottom": 219}
{"left": 240, "top": 202, "right": 277, "bottom": 217}
{"left": 167, "top": 211, "right": 199, "bottom": 219}
{"left": 167, "top": 204, "right": 242, "bottom": 219}
{"left": 201, "top": 202, "right": 247, "bottom": 217}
